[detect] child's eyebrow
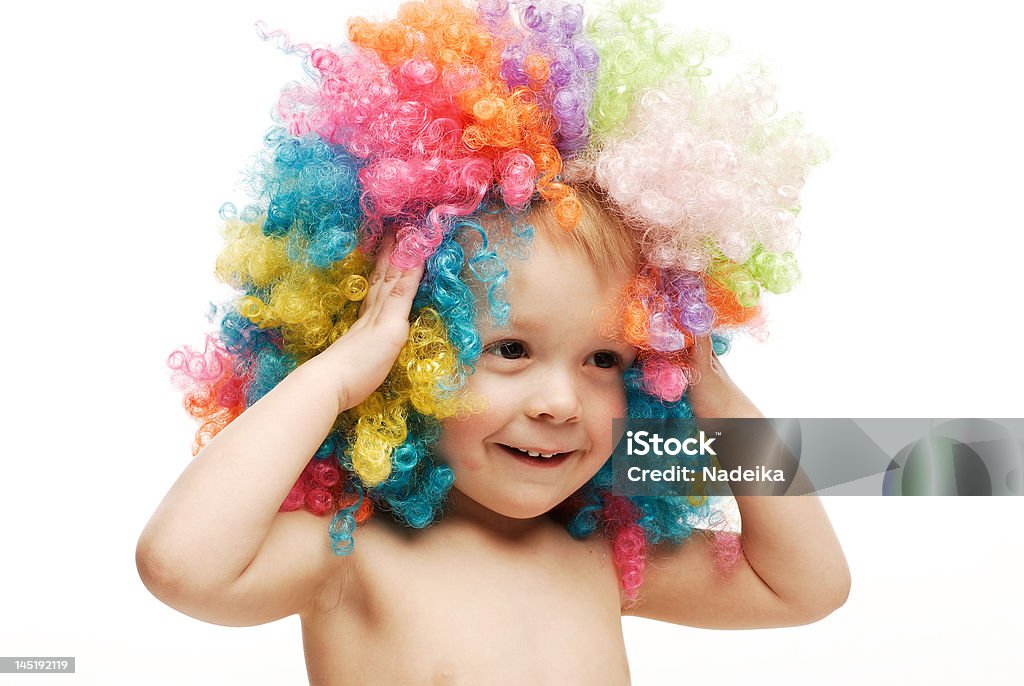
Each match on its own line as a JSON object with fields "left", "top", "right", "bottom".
{"left": 505, "top": 316, "right": 543, "bottom": 331}
{"left": 507, "top": 307, "right": 617, "bottom": 332}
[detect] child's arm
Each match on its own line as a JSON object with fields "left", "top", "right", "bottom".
{"left": 624, "top": 337, "right": 850, "bottom": 628}
{"left": 136, "top": 238, "right": 422, "bottom": 626}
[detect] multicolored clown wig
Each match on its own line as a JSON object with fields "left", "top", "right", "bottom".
{"left": 169, "top": 0, "right": 825, "bottom": 601}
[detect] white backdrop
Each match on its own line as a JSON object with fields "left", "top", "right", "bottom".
{"left": 2, "top": 1, "right": 1022, "bottom": 684}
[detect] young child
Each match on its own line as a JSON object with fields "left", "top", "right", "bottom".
{"left": 138, "top": 1, "right": 849, "bottom": 683}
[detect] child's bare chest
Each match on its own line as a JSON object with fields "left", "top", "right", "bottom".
{"left": 300, "top": 518, "right": 631, "bottom": 686}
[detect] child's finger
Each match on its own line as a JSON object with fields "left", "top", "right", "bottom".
{"left": 375, "top": 261, "right": 425, "bottom": 322}
{"left": 687, "top": 336, "right": 715, "bottom": 370}
{"left": 364, "top": 256, "right": 408, "bottom": 322}
{"left": 688, "top": 336, "right": 733, "bottom": 387}
{"left": 359, "top": 234, "right": 398, "bottom": 318}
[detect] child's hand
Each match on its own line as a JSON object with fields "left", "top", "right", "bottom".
{"left": 310, "top": 234, "right": 425, "bottom": 414}
{"left": 686, "top": 336, "right": 763, "bottom": 419}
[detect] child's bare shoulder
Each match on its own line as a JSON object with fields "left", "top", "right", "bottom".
{"left": 224, "top": 509, "right": 356, "bottom": 623}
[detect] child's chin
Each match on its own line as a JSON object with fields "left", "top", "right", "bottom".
{"left": 486, "top": 495, "right": 563, "bottom": 520}
{"left": 494, "top": 504, "right": 553, "bottom": 520}
{"left": 466, "top": 493, "right": 560, "bottom": 521}
{"left": 448, "top": 484, "right": 566, "bottom": 523}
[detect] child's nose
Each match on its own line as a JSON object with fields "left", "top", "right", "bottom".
{"left": 525, "top": 372, "right": 582, "bottom": 423}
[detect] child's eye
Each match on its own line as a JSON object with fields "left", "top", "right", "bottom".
{"left": 589, "top": 351, "right": 622, "bottom": 369}
{"left": 487, "top": 340, "right": 528, "bottom": 360}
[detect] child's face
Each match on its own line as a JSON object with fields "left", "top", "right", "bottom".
{"left": 436, "top": 230, "right": 637, "bottom": 521}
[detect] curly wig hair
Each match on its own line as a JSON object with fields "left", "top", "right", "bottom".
{"left": 169, "top": 0, "right": 824, "bottom": 600}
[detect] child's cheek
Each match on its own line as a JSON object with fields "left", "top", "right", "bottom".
{"left": 603, "top": 388, "right": 630, "bottom": 451}
{"left": 460, "top": 457, "right": 486, "bottom": 472}
{"left": 606, "top": 382, "right": 629, "bottom": 420}
{"left": 436, "top": 420, "right": 486, "bottom": 472}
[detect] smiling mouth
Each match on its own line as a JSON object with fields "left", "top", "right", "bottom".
{"left": 497, "top": 444, "right": 575, "bottom": 467}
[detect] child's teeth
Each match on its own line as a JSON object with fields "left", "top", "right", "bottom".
{"left": 514, "top": 447, "right": 557, "bottom": 458}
